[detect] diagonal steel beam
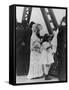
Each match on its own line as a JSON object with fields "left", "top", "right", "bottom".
{"left": 48, "top": 8, "right": 59, "bottom": 30}
{"left": 22, "top": 7, "right": 32, "bottom": 24}
{"left": 40, "top": 8, "right": 53, "bottom": 35}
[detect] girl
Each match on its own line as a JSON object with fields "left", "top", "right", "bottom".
{"left": 41, "top": 29, "right": 59, "bottom": 80}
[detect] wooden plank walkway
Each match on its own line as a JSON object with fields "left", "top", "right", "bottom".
{"left": 16, "top": 75, "right": 59, "bottom": 84}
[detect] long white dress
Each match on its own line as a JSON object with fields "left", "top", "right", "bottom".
{"left": 27, "top": 32, "right": 43, "bottom": 79}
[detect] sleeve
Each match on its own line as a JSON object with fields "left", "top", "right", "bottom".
{"left": 42, "top": 42, "right": 51, "bottom": 50}
{"left": 48, "top": 46, "right": 57, "bottom": 54}
{"left": 48, "top": 34, "right": 58, "bottom": 54}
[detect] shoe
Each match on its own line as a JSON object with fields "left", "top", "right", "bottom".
{"left": 45, "top": 75, "right": 51, "bottom": 80}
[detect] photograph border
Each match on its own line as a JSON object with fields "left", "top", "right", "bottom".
{"left": 10, "top": 4, "right": 68, "bottom": 85}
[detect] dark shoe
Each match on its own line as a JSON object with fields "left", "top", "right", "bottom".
{"left": 32, "top": 76, "right": 43, "bottom": 79}
{"left": 45, "top": 75, "right": 51, "bottom": 80}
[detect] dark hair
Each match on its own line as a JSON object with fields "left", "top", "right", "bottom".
{"left": 42, "top": 34, "right": 53, "bottom": 42}
{"left": 60, "top": 16, "right": 66, "bottom": 26}
{"left": 29, "top": 21, "right": 35, "bottom": 29}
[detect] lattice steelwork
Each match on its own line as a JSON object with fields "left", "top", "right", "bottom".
{"left": 40, "top": 8, "right": 59, "bottom": 35}
{"left": 22, "top": 7, "right": 32, "bottom": 24}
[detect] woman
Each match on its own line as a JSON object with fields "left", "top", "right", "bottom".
{"left": 27, "top": 24, "right": 43, "bottom": 79}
